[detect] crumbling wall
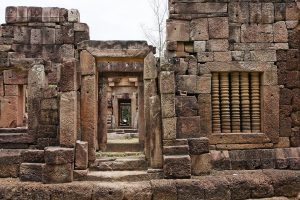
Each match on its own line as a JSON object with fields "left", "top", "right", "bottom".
{"left": 162, "top": 0, "right": 300, "bottom": 177}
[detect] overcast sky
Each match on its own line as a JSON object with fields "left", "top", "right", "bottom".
{"left": 0, "top": 0, "right": 162, "bottom": 43}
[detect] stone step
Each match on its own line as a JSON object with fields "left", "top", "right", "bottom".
{"left": 0, "top": 133, "right": 34, "bottom": 144}
{"left": 83, "top": 170, "right": 163, "bottom": 182}
{"left": 105, "top": 143, "right": 143, "bottom": 152}
{"left": 89, "top": 157, "right": 148, "bottom": 171}
{"left": 0, "top": 149, "right": 27, "bottom": 178}
{"left": 107, "top": 132, "right": 138, "bottom": 140}
{"left": 0, "top": 128, "right": 27, "bottom": 133}
{"left": 97, "top": 151, "right": 144, "bottom": 158}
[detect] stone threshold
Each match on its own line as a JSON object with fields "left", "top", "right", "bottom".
{"left": 0, "top": 169, "right": 299, "bottom": 199}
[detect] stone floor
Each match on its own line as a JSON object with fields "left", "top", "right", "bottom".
{"left": 0, "top": 169, "right": 299, "bottom": 199}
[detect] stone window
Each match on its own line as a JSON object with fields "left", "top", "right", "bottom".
{"left": 211, "top": 72, "right": 261, "bottom": 133}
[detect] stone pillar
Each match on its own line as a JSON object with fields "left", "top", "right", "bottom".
{"left": 98, "top": 76, "right": 107, "bottom": 151}
{"left": 131, "top": 92, "right": 137, "bottom": 128}
{"left": 80, "top": 50, "right": 97, "bottom": 162}
{"left": 231, "top": 72, "right": 241, "bottom": 132}
{"left": 138, "top": 80, "right": 145, "bottom": 144}
{"left": 212, "top": 73, "right": 221, "bottom": 133}
{"left": 28, "top": 64, "right": 46, "bottom": 140}
{"left": 220, "top": 72, "right": 231, "bottom": 133}
{"left": 149, "top": 95, "right": 163, "bottom": 168}
{"left": 241, "top": 72, "right": 251, "bottom": 132}
{"left": 112, "top": 95, "right": 118, "bottom": 128}
{"left": 251, "top": 72, "right": 261, "bottom": 133}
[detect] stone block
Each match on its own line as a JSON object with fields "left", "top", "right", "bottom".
{"left": 188, "top": 137, "right": 209, "bottom": 155}
{"left": 60, "top": 91, "right": 78, "bottom": 147}
{"left": 59, "top": 60, "right": 78, "bottom": 92}
{"left": 13, "top": 26, "right": 30, "bottom": 44}
{"left": 163, "top": 155, "right": 191, "bottom": 179}
{"left": 208, "top": 17, "right": 229, "bottom": 39}
{"left": 207, "top": 39, "right": 229, "bottom": 52}
{"left": 166, "top": 19, "right": 190, "bottom": 41}
{"left": 75, "top": 31, "right": 90, "bottom": 44}
{"left": 151, "top": 180, "right": 177, "bottom": 200}
{"left": 41, "top": 98, "right": 58, "bottom": 110}
{"left": 44, "top": 147, "right": 74, "bottom": 165}
{"left": 6, "top": 7, "right": 17, "bottom": 23}
{"left": 274, "top": 137, "right": 290, "bottom": 148}
{"left": 42, "top": 163, "right": 73, "bottom": 184}
{"left": 214, "top": 52, "right": 231, "bottom": 62}
{"left": 174, "top": 2, "right": 227, "bottom": 14}
{"left": 68, "top": 9, "right": 80, "bottom": 22}
{"left": 163, "top": 139, "right": 188, "bottom": 146}
{"left": 36, "top": 138, "right": 59, "bottom": 150}
{"left": 163, "top": 145, "right": 189, "bottom": 155}
{"left": 75, "top": 140, "right": 88, "bottom": 170}
{"left": 250, "top": 50, "right": 276, "bottom": 62}
{"left": 28, "top": 7, "right": 43, "bottom": 22}
{"left": 17, "top": 6, "right": 28, "bottom": 22}
{"left": 241, "top": 24, "right": 273, "bottom": 43}
{"left": 274, "top": 3, "right": 286, "bottom": 21}
{"left": 41, "top": 27, "right": 55, "bottom": 44}
{"left": 30, "top": 28, "right": 42, "bottom": 44}
{"left": 286, "top": 2, "right": 299, "bottom": 21}
{"left": 159, "top": 71, "right": 175, "bottom": 94}
{"left": 197, "top": 74, "right": 211, "bottom": 94}
{"left": 161, "top": 94, "right": 175, "bottom": 118}
{"left": 74, "top": 23, "right": 89, "bottom": 32}
{"left": 197, "top": 52, "right": 213, "bottom": 62}
{"left": 191, "top": 154, "right": 212, "bottom": 175}
{"left": 194, "top": 41, "right": 206, "bottom": 52}
{"left": 210, "top": 150, "right": 231, "bottom": 170}
{"left": 286, "top": 71, "right": 300, "bottom": 88}
{"left": 61, "top": 23, "right": 74, "bottom": 44}
{"left": 274, "top": 21, "right": 288, "bottom": 43}
{"left": 229, "top": 25, "right": 241, "bottom": 43}
{"left": 162, "top": 118, "right": 176, "bottom": 140}
{"left": 50, "top": 7, "right": 60, "bottom": 22}
{"left": 190, "top": 18, "right": 208, "bottom": 41}
{"left": 175, "top": 96, "right": 198, "bottom": 117}
{"left": 176, "top": 75, "right": 197, "bottom": 94}
{"left": 20, "top": 163, "right": 43, "bottom": 182}
{"left": 21, "top": 150, "right": 44, "bottom": 163}
{"left": 4, "top": 85, "right": 19, "bottom": 96}
{"left": 177, "top": 116, "right": 201, "bottom": 139}
{"left": 250, "top": 3, "right": 262, "bottom": 23}
{"left": 228, "top": 2, "right": 249, "bottom": 23}
{"left": 198, "top": 94, "right": 212, "bottom": 135}
{"left": 0, "top": 96, "right": 18, "bottom": 128}
{"left": 261, "top": 3, "right": 274, "bottom": 23}
{"left": 144, "top": 52, "right": 157, "bottom": 79}
{"left": 41, "top": 7, "right": 51, "bottom": 22}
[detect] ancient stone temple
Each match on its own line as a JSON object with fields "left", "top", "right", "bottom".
{"left": 0, "top": 1, "right": 299, "bottom": 199}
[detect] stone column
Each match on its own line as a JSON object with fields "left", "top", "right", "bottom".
{"left": 98, "top": 76, "right": 108, "bottom": 151}
{"left": 138, "top": 80, "right": 145, "bottom": 144}
{"left": 220, "top": 72, "right": 231, "bottom": 133}
{"left": 28, "top": 64, "right": 46, "bottom": 140}
{"left": 212, "top": 73, "right": 221, "bottom": 133}
{"left": 251, "top": 72, "right": 261, "bottom": 132}
{"left": 241, "top": 72, "right": 251, "bottom": 132}
{"left": 231, "top": 72, "right": 241, "bottom": 132}
{"left": 131, "top": 92, "right": 137, "bottom": 128}
{"left": 112, "top": 95, "right": 118, "bottom": 128}
{"left": 149, "top": 95, "right": 163, "bottom": 168}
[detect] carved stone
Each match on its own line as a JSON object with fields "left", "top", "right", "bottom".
{"left": 251, "top": 72, "right": 261, "bottom": 133}
{"left": 220, "top": 72, "right": 231, "bottom": 133}
{"left": 231, "top": 72, "right": 241, "bottom": 132}
{"left": 241, "top": 72, "right": 251, "bottom": 132}
{"left": 212, "top": 73, "right": 221, "bottom": 133}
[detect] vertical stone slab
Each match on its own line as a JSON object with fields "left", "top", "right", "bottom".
{"left": 131, "top": 92, "right": 137, "bottom": 128}
{"left": 144, "top": 52, "right": 157, "bottom": 79}
{"left": 80, "top": 50, "right": 96, "bottom": 75}
{"left": 27, "top": 65, "right": 46, "bottom": 139}
{"left": 60, "top": 91, "right": 77, "bottom": 147}
{"left": 198, "top": 94, "right": 212, "bottom": 136}
{"left": 220, "top": 72, "right": 231, "bottom": 133}
{"left": 149, "top": 95, "right": 163, "bottom": 169}
{"left": 98, "top": 76, "right": 107, "bottom": 151}
{"left": 75, "top": 140, "right": 88, "bottom": 170}
{"left": 231, "top": 72, "right": 241, "bottom": 132}
{"left": 81, "top": 75, "right": 97, "bottom": 162}
{"left": 212, "top": 73, "right": 221, "bottom": 133}
{"left": 138, "top": 81, "right": 145, "bottom": 144}
{"left": 112, "top": 96, "right": 118, "bottom": 129}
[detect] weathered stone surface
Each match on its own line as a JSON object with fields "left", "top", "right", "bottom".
{"left": 166, "top": 20, "right": 189, "bottom": 41}
{"left": 159, "top": 71, "right": 175, "bottom": 94}
{"left": 191, "top": 154, "right": 212, "bottom": 175}
{"left": 13, "top": 26, "right": 30, "bottom": 44}
{"left": 162, "top": 118, "right": 176, "bottom": 140}
{"left": 75, "top": 140, "right": 88, "bottom": 170}
{"left": 161, "top": 94, "right": 175, "bottom": 118}
{"left": 197, "top": 52, "right": 213, "bottom": 62}
{"left": 261, "top": 3, "right": 274, "bottom": 24}
{"left": 163, "top": 145, "right": 189, "bottom": 155}
{"left": 214, "top": 52, "right": 231, "bottom": 62}
{"left": 177, "top": 116, "right": 201, "bottom": 139}
{"left": 229, "top": 2, "right": 249, "bottom": 24}
{"left": 42, "top": 163, "right": 73, "bottom": 184}
{"left": 144, "top": 52, "right": 157, "bottom": 79}
{"left": 68, "top": 9, "right": 80, "bottom": 22}
{"left": 208, "top": 17, "right": 229, "bottom": 39}
{"left": 20, "top": 163, "right": 43, "bottom": 182}
{"left": 194, "top": 41, "right": 206, "bottom": 52}
{"left": 164, "top": 155, "right": 191, "bottom": 179}
{"left": 197, "top": 74, "right": 211, "bottom": 94}
{"left": 198, "top": 93, "right": 212, "bottom": 135}
{"left": 174, "top": 3, "right": 227, "bottom": 14}
{"left": 44, "top": 147, "right": 74, "bottom": 164}
{"left": 0, "top": 96, "right": 19, "bottom": 128}
{"left": 274, "top": 21, "right": 288, "bottom": 43}
{"left": 81, "top": 75, "right": 97, "bottom": 161}
{"left": 175, "top": 96, "right": 198, "bottom": 117}
{"left": 80, "top": 50, "right": 96, "bottom": 75}
{"left": 151, "top": 180, "right": 177, "bottom": 200}
{"left": 4, "top": 85, "right": 19, "bottom": 96}
{"left": 28, "top": 7, "right": 43, "bottom": 22}
{"left": 207, "top": 39, "right": 229, "bottom": 52}
{"left": 286, "top": 2, "right": 299, "bottom": 21}
{"left": 190, "top": 18, "right": 208, "bottom": 41}
{"left": 176, "top": 75, "right": 197, "bottom": 94}
{"left": 188, "top": 137, "right": 209, "bottom": 155}
{"left": 250, "top": 50, "right": 277, "bottom": 62}
{"left": 210, "top": 150, "right": 231, "bottom": 170}
{"left": 59, "top": 60, "right": 78, "bottom": 92}
{"left": 60, "top": 91, "right": 77, "bottom": 147}
{"left": 5, "top": 7, "right": 17, "bottom": 23}
{"left": 21, "top": 150, "right": 44, "bottom": 163}
{"left": 241, "top": 24, "right": 273, "bottom": 43}
{"left": 163, "top": 139, "right": 188, "bottom": 146}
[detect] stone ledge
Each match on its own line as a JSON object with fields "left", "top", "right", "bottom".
{"left": 0, "top": 170, "right": 299, "bottom": 199}
{"left": 209, "top": 133, "right": 271, "bottom": 145}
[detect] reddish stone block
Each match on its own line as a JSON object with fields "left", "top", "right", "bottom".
{"left": 177, "top": 116, "right": 201, "bottom": 139}
{"left": 286, "top": 71, "right": 300, "bottom": 88}
{"left": 75, "top": 141, "right": 88, "bottom": 170}
{"left": 0, "top": 96, "right": 18, "bottom": 128}
{"left": 280, "top": 117, "right": 292, "bottom": 137}
{"left": 41, "top": 27, "right": 55, "bottom": 44}
{"left": 280, "top": 88, "right": 293, "bottom": 105}
{"left": 167, "top": 19, "right": 190, "bottom": 41}
{"left": 188, "top": 137, "right": 209, "bottom": 155}
{"left": 13, "top": 26, "right": 30, "bottom": 44}
{"left": 274, "top": 3, "right": 286, "bottom": 21}
{"left": 163, "top": 155, "right": 191, "bottom": 179}
{"left": 175, "top": 96, "right": 198, "bottom": 117}
{"left": 20, "top": 163, "right": 43, "bottom": 182}
{"left": 208, "top": 17, "right": 229, "bottom": 39}
{"left": 28, "top": 7, "right": 43, "bottom": 22}
{"left": 190, "top": 18, "right": 208, "bottom": 41}
{"left": 17, "top": 6, "right": 28, "bottom": 22}
{"left": 44, "top": 147, "right": 74, "bottom": 165}
{"left": 5, "top": 7, "right": 17, "bottom": 23}
{"left": 0, "top": 74, "right": 3, "bottom": 97}
{"left": 59, "top": 60, "right": 78, "bottom": 92}
{"left": 21, "top": 150, "right": 44, "bottom": 163}
{"left": 42, "top": 163, "right": 73, "bottom": 183}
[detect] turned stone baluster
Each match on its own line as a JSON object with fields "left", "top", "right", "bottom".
{"left": 251, "top": 72, "right": 261, "bottom": 132}
{"left": 212, "top": 72, "right": 221, "bottom": 133}
{"left": 231, "top": 72, "right": 241, "bottom": 132}
{"left": 241, "top": 72, "right": 251, "bottom": 132}
{"left": 220, "top": 72, "right": 231, "bottom": 133}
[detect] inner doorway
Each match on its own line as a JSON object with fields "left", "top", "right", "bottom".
{"left": 118, "top": 99, "right": 131, "bottom": 127}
